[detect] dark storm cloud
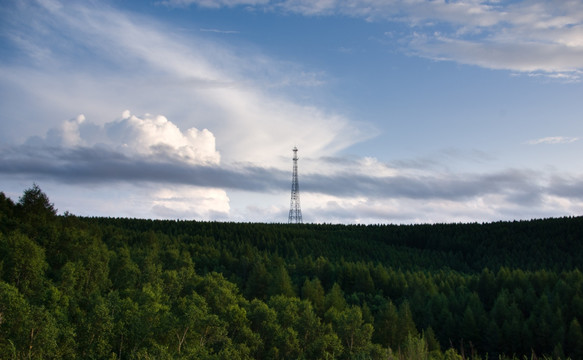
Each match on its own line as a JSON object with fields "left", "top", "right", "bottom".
{"left": 301, "top": 168, "right": 541, "bottom": 203}
{"left": 548, "top": 175, "right": 583, "bottom": 199}
{"left": 0, "top": 144, "right": 555, "bottom": 207}
{"left": 0, "top": 145, "right": 288, "bottom": 192}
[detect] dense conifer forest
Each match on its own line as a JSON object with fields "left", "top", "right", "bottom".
{"left": 1, "top": 185, "right": 583, "bottom": 359}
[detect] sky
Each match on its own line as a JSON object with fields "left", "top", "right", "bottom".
{"left": 1, "top": 0, "right": 583, "bottom": 224}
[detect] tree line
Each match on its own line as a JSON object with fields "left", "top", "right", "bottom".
{"left": 1, "top": 185, "right": 582, "bottom": 359}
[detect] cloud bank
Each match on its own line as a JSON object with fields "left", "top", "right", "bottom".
{"left": 4, "top": 112, "right": 286, "bottom": 190}
{"left": 2, "top": 115, "right": 583, "bottom": 223}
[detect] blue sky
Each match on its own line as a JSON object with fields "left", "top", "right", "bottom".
{"left": 1, "top": 0, "right": 582, "bottom": 223}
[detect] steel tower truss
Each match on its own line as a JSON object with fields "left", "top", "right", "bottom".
{"left": 288, "top": 146, "right": 303, "bottom": 224}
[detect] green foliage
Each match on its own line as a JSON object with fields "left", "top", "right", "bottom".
{"left": 0, "top": 192, "right": 16, "bottom": 233}
{"left": 0, "top": 232, "right": 48, "bottom": 298}
{"left": 332, "top": 305, "right": 374, "bottom": 358}
{"left": 325, "top": 283, "right": 348, "bottom": 313}
{"left": 0, "top": 281, "right": 58, "bottom": 359}
{"left": 301, "top": 277, "right": 325, "bottom": 315}
{"left": 15, "top": 184, "right": 58, "bottom": 243}
{"left": 1, "top": 186, "right": 582, "bottom": 359}
{"left": 566, "top": 318, "right": 583, "bottom": 359}
{"left": 268, "top": 264, "right": 296, "bottom": 298}
{"left": 17, "top": 184, "right": 57, "bottom": 219}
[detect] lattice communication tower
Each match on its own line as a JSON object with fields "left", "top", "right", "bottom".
{"left": 288, "top": 146, "right": 303, "bottom": 224}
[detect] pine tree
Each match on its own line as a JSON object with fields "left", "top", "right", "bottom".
{"left": 268, "top": 264, "right": 295, "bottom": 298}
{"left": 301, "top": 277, "right": 325, "bottom": 315}
{"left": 566, "top": 318, "right": 583, "bottom": 359}
{"left": 397, "top": 300, "right": 418, "bottom": 347}
{"left": 373, "top": 299, "right": 399, "bottom": 348}
{"left": 324, "top": 283, "right": 347, "bottom": 313}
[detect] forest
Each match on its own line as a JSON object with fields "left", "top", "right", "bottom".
{"left": 1, "top": 185, "right": 583, "bottom": 359}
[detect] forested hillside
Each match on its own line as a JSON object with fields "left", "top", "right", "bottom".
{"left": 1, "top": 185, "right": 583, "bottom": 359}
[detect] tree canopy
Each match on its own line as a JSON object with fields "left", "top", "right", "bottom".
{"left": 1, "top": 185, "right": 582, "bottom": 359}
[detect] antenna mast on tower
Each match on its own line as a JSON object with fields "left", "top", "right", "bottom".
{"left": 288, "top": 146, "right": 303, "bottom": 224}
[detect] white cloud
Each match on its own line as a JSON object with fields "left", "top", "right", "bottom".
{"left": 161, "top": 0, "right": 269, "bottom": 8}
{"left": 105, "top": 111, "right": 220, "bottom": 165}
{"left": 151, "top": 186, "right": 230, "bottom": 219}
{"left": 164, "top": 0, "right": 583, "bottom": 79}
{"left": 6, "top": 111, "right": 228, "bottom": 219}
{"left": 45, "top": 114, "right": 86, "bottom": 147}
{"left": 21, "top": 183, "right": 231, "bottom": 220}
{"left": 526, "top": 136, "right": 580, "bottom": 145}
{"left": 1, "top": 0, "right": 367, "bottom": 168}
{"left": 409, "top": 34, "right": 583, "bottom": 80}
{"left": 200, "top": 28, "right": 240, "bottom": 34}
{"left": 302, "top": 189, "right": 583, "bottom": 225}
{"left": 35, "top": 111, "right": 221, "bottom": 165}
{"left": 395, "top": 1, "right": 583, "bottom": 78}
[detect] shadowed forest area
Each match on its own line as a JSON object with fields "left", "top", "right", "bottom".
{"left": 1, "top": 185, "right": 583, "bottom": 359}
